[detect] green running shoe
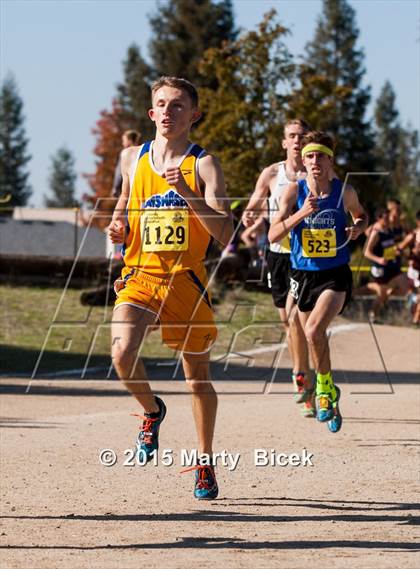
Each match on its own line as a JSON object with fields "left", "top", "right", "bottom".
{"left": 327, "top": 386, "right": 342, "bottom": 433}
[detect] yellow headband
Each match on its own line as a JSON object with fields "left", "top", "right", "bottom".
{"left": 301, "top": 143, "right": 334, "bottom": 158}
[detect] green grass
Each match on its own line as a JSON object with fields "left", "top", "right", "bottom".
{"left": 1, "top": 284, "right": 283, "bottom": 376}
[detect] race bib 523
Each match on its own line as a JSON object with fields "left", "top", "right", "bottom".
{"left": 302, "top": 228, "right": 336, "bottom": 258}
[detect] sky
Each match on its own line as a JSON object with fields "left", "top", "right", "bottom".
{"left": 1, "top": 0, "right": 419, "bottom": 207}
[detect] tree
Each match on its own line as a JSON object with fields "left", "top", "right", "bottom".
{"left": 286, "top": 67, "right": 351, "bottom": 135}
{"left": 83, "top": 99, "right": 127, "bottom": 228}
{"left": 85, "top": 45, "right": 153, "bottom": 224}
{"left": 394, "top": 126, "right": 420, "bottom": 219}
{"left": 373, "top": 81, "right": 420, "bottom": 214}
{"left": 288, "top": 0, "right": 376, "bottom": 204}
{"left": 116, "top": 44, "right": 155, "bottom": 140}
{"left": 194, "top": 10, "right": 294, "bottom": 196}
{"left": 374, "top": 80, "right": 401, "bottom": 192}
{"left": 149, "top": 0, "right": 237, "bottom": 86}
{"left": 85, "top": 0, "right": 238, "bottom": 215}
{"left": 0, "top": 74, "right": 31, "bottom": 207}
{"left": 44, "top": 147, "right": 78, "bottom": 208}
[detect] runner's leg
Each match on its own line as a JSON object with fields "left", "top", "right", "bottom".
{"left": 288, "top": 296, "right": 314, "bottom": 416}
{"left": 182, "top": 351, "right": 217, "bottom": 456}
{"left": 182, "top": 351, "right": 219, "bottom": 500}
{"left": 111, "top": 304, "right": 159, "bottom": 413}
{"left": 303, "top": 289, "right": 345, "bottom": 375}
{"left": 386, "top": 273, "right": 409, "bottom": 297}
{"left": 286, "top": 295, "right": 310, "bottom": 381}
{"left": 299, "top": 290, "right": 345, "bottom": 430}
{"left": 366, "top": 281, "right": 387, "bottom": 317}
{"left": 279, "top": 305, "right": 294, "bottom": 363}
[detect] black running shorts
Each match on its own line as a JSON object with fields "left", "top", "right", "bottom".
{"left": 289, "top": 264, "right": 352, "bottom": 313}
{"left": 266, "top": 250, "right": 291, "bottom": 309}
{"left": 371, "top": 264, "right": 401, "bottom": 285}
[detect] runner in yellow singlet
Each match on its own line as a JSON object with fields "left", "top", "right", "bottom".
{"left": 108, "top": 77, "right": 233, "bottom": 500}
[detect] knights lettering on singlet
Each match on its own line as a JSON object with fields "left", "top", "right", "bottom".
{"left": 290, "top": 179, "right": 350, "bottom": 271}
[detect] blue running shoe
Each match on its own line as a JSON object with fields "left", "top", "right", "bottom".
{"left": 316, "top": 392, "right": 333, "bottom": 422}
{"left": 194, "top": 464, "right": 218, "bottom": 500}
{"left": 327, "top": 386, "right": 342, "bottom": 433}
{"left": 133, "top": 396, "right": 166, "bottom": 463}
{"left": 182, "top": 463, "right": 219, "bottom": 500}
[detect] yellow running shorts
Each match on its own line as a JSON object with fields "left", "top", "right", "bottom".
{"left": 114, "top": 266, "right": 217, "bottom": 354}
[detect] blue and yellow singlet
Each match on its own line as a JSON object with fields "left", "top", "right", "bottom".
{"left": 122, "top": 141, "right": 211, "bottom": 276}
{"left": 290, "top": 179, "right": 350, "bottom": 271}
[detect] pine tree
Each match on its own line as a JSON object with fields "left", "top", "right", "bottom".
{"left": 373, "top": 80, "right": 402, "bottom": 198}
{"left": 117, "top": 44, "right": 155, "bottom": 140}
{"left": 0, "top": 74, "right": 31, "bottom": 207}
{"left": 194, "top": 10, "right": 294, "bottom": 196}
{"left": 289, "top": 0, "right": 376, "bottom": 203}
{"left": 85, "top": 0, "right": 238, "bottom": 216}
{"left": 44, "top": 147, "right": 78, "bottom": 208}
{"left": 149, "top": 0, "right": 237, "bottom": 86}
{"left": 374, "top": 81, "right": 420, "bottom": 213}
{"left": 395, "top": 126, "right": 420, "bottom": 219}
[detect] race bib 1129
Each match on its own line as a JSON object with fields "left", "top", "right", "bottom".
{"left": 141, "top": 209, "right": 189, "bottom": 252}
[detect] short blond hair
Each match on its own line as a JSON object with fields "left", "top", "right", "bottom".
{"left": 151, "top": 76, "right": 199, "bottom": 108}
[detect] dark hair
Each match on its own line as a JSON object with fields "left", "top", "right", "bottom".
{"left": 375, "top": 207, "right": 389, "bottom": 220}
{"left": 123, "top": 130, "right": 141, "bottom": 145}
{"left": 416, "top": 210, "right": 420, "bottom": 221}
{"left": 151, "top": 76, "right": 199, "bottom": 108}
{"left": 302, "top": 130, "right": 335, "bottom": 152}
{"left": 387, "top": 198, "right": 401, "bottom": 207}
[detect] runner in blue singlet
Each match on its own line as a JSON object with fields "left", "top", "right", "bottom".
{"left": 268, "top": 131, "right": 368, "bottom": 433}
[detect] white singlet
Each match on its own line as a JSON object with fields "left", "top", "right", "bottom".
{"left": 268, "top": 162, "right": 293, "bottom": 254}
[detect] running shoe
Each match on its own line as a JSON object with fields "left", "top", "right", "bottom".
{"left": 301, "top": 389, "right": 316, "bottom": 418}
{"left": 327, "top": 386, "right": 342, "bottom": 433}
{"left": 293, "top": 373, "right": 314, "bottom": 404}
{"left": 132, "top": 396, "right": 166, "bottom": 463}
{"left": 182, "top": 464, "right": 219, "bottom": 500}
{"left": 315, "top": 392, "right": 334, "bottom": 422}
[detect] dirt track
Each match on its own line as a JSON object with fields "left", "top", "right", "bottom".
{"left": 1, "top": 322, "right": 419, "bottom": 568}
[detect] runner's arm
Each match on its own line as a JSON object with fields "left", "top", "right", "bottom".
{"left": 164, "top": 154, "right": 234, "bottom": 247}
{"left": 364, "top": 229, "right": 385, "bottom": 265}
{"left": 268, "top": 182, "right": 317, "bottom": 243}
{"left": 343, "top": 187, "right": 369, "bottom": 240}
{"left": 396, "top": 231, "right": 414, "bottom": 252}
{"left": 242, "top": 167, "right": 272, "bottom": 228}
{"left": 108, "top": 147, "right": 137, "bottom": 243}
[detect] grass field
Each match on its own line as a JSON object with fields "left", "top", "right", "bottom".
{"left": 2, "top": 275, "right": 413, "bottom": 378}
{"left": 1, "top": 284, "right": 284, "bottom": 376}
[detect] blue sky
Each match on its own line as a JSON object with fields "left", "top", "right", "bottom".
{"left": 1, "top": 0, "right": 419, "bottom": 206}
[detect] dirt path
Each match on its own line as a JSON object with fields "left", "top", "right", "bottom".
{"left": 1, "top": 323, "right": 419, "bottom": 568}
